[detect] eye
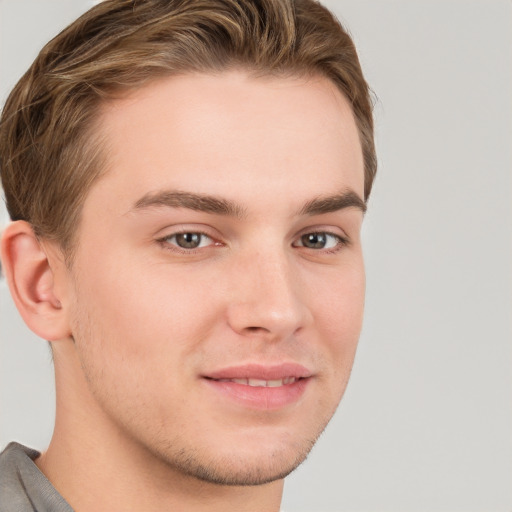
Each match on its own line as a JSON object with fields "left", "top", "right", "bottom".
{"left": 163, "top": 232, "right": 214, "bottom": 250}
{"left": 293, "top": 232, "right": 345, "bottom": 250}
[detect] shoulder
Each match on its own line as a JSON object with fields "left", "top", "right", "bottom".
{"left": 0, "top": 443, "right": 73, "bottom": 512}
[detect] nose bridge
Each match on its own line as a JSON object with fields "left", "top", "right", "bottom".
{"left": 227, "top": 244, "right": 310, "bottom": 339}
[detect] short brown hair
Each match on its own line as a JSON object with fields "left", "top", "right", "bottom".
{"left": 0, "top": 0, "right": 376, "bottom": 254}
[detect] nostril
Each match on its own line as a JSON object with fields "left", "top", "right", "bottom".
{"left": 245, "top": 326, "right": 269, "bottom": 333}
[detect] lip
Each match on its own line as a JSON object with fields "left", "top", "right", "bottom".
{"left": 205, "top": 363, "right": 312, "bottom": 381}
{"left": 202, "top": 363, "right": 312, "bottom": 410}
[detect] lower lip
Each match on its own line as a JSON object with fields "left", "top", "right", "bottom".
{"left": 202, "top": 378, "right": 310, "bottom": 410}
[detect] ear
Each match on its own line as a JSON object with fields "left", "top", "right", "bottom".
{"left": 1, "top": 220, "right": 72, "bottom": 341}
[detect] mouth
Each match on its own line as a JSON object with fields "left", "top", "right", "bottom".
{"left": 212, "top": 376, "right": 299, "bottom": 387}
{"left": 202, "top": 364, "right": 312, "bottom": 410}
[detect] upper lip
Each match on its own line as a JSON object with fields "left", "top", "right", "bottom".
{"left": 203, "top": 363, "right": 312, "bottom": 381}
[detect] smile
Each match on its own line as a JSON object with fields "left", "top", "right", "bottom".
{"left": 202, "top": 364, "right": 312, "bottom": 410}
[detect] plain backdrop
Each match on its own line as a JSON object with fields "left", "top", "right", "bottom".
{"left": 1, "top": 1, "right": 511, "bottom": 511}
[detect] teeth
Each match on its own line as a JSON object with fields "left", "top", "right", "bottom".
{"left": 217, "top": 377, "right": 297, "bottom": 387}
{"left": 248, "top": 378, "right": 267, "bottom": 387}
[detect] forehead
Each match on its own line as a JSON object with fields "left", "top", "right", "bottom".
{"left": 88, "top": 71, "right": 364, "bottom": 213}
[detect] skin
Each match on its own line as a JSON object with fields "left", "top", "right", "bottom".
{"left": 2, "top": 70, "right": 365, "bottom": 512}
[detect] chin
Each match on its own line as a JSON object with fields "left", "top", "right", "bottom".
{"left": 148, "top": 427, "right": 321, "bottom": 487}
{"left": 168, "top": 442, "right": 315, "bottom": 486}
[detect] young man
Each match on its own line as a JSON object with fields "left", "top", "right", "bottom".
{"left": 0, "top": 0, "right": 376, "bottom": 510}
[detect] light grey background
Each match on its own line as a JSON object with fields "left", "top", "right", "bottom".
{"left": 1, "top": 1, "right": 511, "bottom": 511}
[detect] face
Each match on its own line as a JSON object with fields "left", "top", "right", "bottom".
{"left": 61, "top": 71, "right": 365, "bottom": 485}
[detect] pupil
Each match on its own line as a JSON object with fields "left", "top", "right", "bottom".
{"left": 303, "top": 233, "right": 326, "bottom": 248}
{"left": 176, "top": 233, "right": 200, "bottom": 248}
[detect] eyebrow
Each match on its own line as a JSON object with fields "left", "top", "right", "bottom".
{"left": 131, "top": 190, "right": 246, "bottom": 218}
{"left": 130, "top": 188, "right": 366, "bottom": 217}
{"left": 299, "top": 190, "right": 367, "bottom": 215}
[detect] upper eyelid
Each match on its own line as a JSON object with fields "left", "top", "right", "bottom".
{"left": 164, "top": 231, "right": 212, "bottom": 240}
{"left": 162, "top": 229, "right": 212, "bottom": 237}
{"left": 155, "top": 223, "right": 220, "bottom": 239}
{"left": 295, "top": 225, "right": 349, "bottom": 241}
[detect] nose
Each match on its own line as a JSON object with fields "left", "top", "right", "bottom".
{"left": 226, "top": 250, "right": 312, "bottom": 341}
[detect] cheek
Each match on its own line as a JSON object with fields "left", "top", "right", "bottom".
{"left": 310, "top": 262, "right": 365, "bottom": 373}
{"left": 67, "top": 264, "right": 220, "bottom": 418}
{"left": 71, "top": 258, "right": 225, "bottom": 363}
{"left": 312, "top": 257, "right": 365, "bottom": 325}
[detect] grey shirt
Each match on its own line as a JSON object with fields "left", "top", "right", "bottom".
{"left": 0, "top": 442, "right": 72, "bottom": 512}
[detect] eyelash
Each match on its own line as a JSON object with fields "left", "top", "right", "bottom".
{"left": 157, "top": 230, "right": 220, "bottom": 254}
{"left": 156, "top": 230, "right": 350, "bottom": 255}
{"left": 293, "top": 231, "right": 350, "bottom": 253}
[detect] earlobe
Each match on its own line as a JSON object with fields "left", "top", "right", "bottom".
{"left": 1, "top": 220, "right": 71, "bottom": 341}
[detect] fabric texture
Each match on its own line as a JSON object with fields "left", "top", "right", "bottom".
{"left": 0, "top": 442, "right": 72, "bottom": 512}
